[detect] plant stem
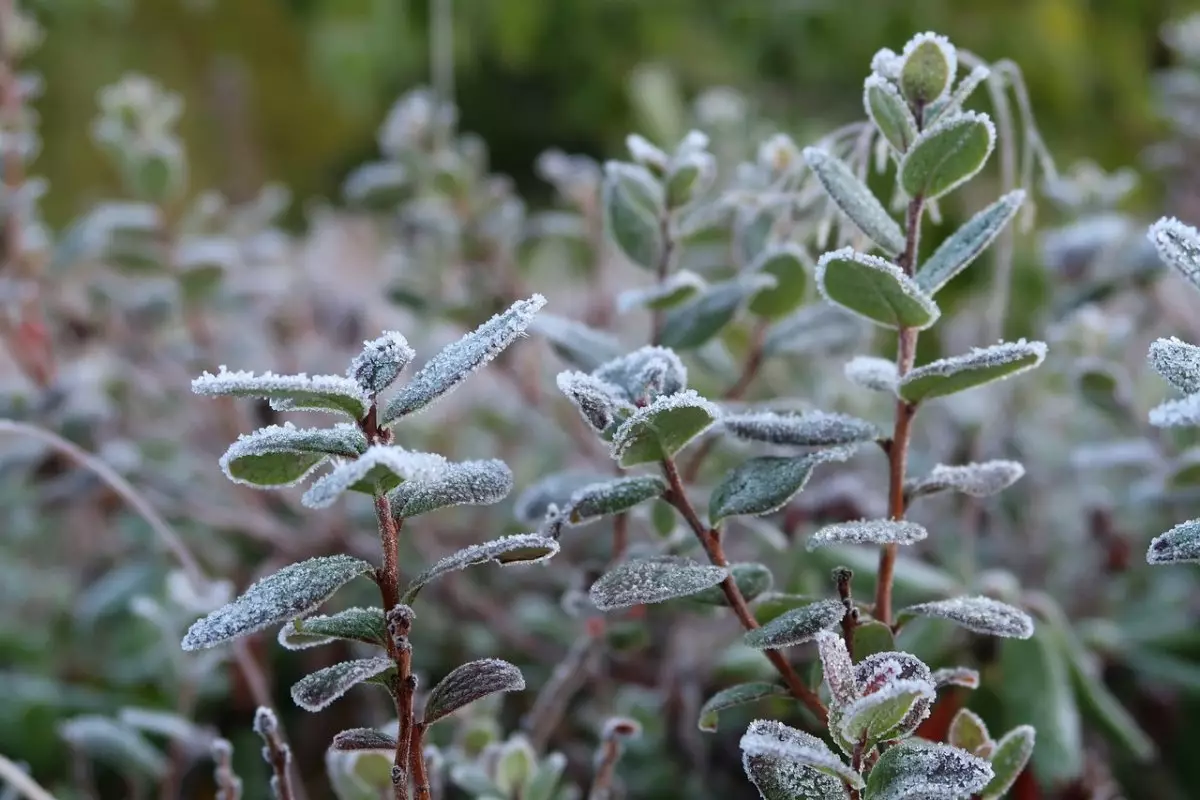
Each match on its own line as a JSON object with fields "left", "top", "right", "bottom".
{"left": 587, "top": 737, "right": 623, "bottom": 800}
{"left": 258, "top": 720, "right": 296, "bottom": 800}
{"left": 409, "top": 723, "right": 431, "bottom": 800}
{"left": 661, "top": 456, "right": 827, "bottom": 724}
{"left": 875, "top": 194, "right": 924, "bottom": 627}
{"left": 649, "top": 213, "right": 676, "bottom": 345}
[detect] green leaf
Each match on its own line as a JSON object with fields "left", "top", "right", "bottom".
{"left": 981, "top": 726, "right": 1035, "bottom": 800}
{"left": 915, "top": 190, "right": 1026, "bottom": 294}
{"left": 218, "top": 423, "right": 367, "bottom": 488}
{"left": 301, "top": 446, "right": 449, "bottom": 508}
{"left": 401, "top": 533, "right": 559, "bottom": 604}
{"left": 735, "top": 202, "right": 780, "bottom": 267}
{"left": 58, "top": 716, "right": 168, "bottom": 780}
{"left": 589, "top": 557, "right": 728, "bottom": 611}
{"left": 899, "top": 111, "right": 996, "bottom": 200}
{"left": 1148, "top": 216, "right": 1200, "bottom": 291}
{"left": 617, "top": 270, "right": 706, "bottom": 313}
{"left": 752, "top": 592, "right": 826, "bottom": 626}
{"left": 659, "top": 276, "right": 772, "bottom": 350}
{"left": 278, "top": 607, "right": 387, "bottom": 650}
{"left": 764, "top": 303, "right": 866, "bottom": 357}
{"left": 748, "top": 245, "right": 810, "bottom": 320}
{"left": 1148, "top": 335, "right": 1200, "bottom": 395}
{"left": 899, "top": 33, "right": 956, "bottom": 108}
{"left": 865, "top": 740, "right": 992, "bottom": 800}
{"left": 697, "top": 682, "right": 788, "bottom": 732}
{"left": 348, "top": 331, "right": 415, "bottom": 395}
{"left": 192, "top": 367, "right": 370, "bottom": 420}
{"left": 291, "top": 657, "right": 392, "bottom": 712}
{"left": 815, "top": 630, "right": 856, "bottom": 706}
{"left": 603, "top": 161, "right": 664, "bottom": 270}
{"left": 843, "top": 355, "right": 898, "bottom": 393}
{"left": 802, "top": 147, "right": 905, "bottom": 255}
{"left": 816, "top": 248, "right": 939, "bottom": 330}
{"left": 563, "top": 475, "right": 667, "bottom": 524}
{"left": 709, "top": 448, "right": 853, "bottom": 522}
{"left": 331, "top": 728, "right": 397, "bottom": 752}
{"left": 512, "top": 470, "right": 610, "bottom": 525}
{"left": 610, "top": 390, "right": 719, "bottom": 466}
{"left": 851, "top": 621, "right": 895, "bottom": 662}
{"left": 1147, "top": 519, "right": 1200, "bottom": 564}
{"left": 685, "top": 562, "right": 774, "bottom": 606}
{"left": 948, "top": 708, "right": 992, "bottom": 755}
{"left": 666, "top": 151, "right": 715, "bottom": 208}
{"left": 864, "top": 74, "right": 917, "bottom": 153}
{"left": 999, "top": 630, "right": 1082, "bottom": 786}
{"left": 723, "top": 410, "right": 880, "bottom": 447}
{"left": 739, "top": 719, "right": 863, "bottom": 797}
{"left": 181, "top": 555, "right": 374, "bottom": 650}
{"left": 1056, "top": 632, "right": 1156, "bottom": 762}
{"left": 593, "top": 345, "right": 688, "bottom": 403}
{"left": 836, "top": 679, "right": 935, "bottom": 746}
{"left": 806, "top": 519, "right": 927, "bottom": 551}
{"left": 898, "top": 340, "right": 1047, "bottom": 403}
{"left": 388, "top": 459, "right": 513, "bottom": 518}
{"left": 744, "top": 598, "right": 845, "bottom": 649}
{"left": 424, "top": 659, "right": 526, "bottom": 725}
{"left": 898, "top": 596, "right": 1034, "bottom": 639}
{"left": 530, "top": 313, "right": 623, "bottom": 372}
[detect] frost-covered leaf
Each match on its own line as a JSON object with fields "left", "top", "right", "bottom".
{"left": 817, "top": 248, "right": 940, "bottom": 330}
{"left": 744, "top": 598, "right": 845, "bottom": 649}
{"left": 192, "top": 367, "right": 370, "bottom": 420}
{"left": 740, "top": 719, "right": 862, "bottom": 798}
{"left": 1147, "top": 216, "right": 1200, "bottom": 291}
{"left": 748, "top": 245, "right": 811, "bottom": 320}
{"left": 980, "top": 726, "right": 1034, "bottom": 800}
{"left": 594, "top": 346, "right": 688, "bottom": 403}
{"left": 666, "top": 150, "right": 716, "bottom": 207}
{"left": 844, "top": 356, "right": 898, "bottom": 393}
{"left": 603, "top": 161, "right": 664, "bottom": 270}
{"left": 659, "top": 276, "right": 771, "bottom": 350}
{"left": 898, "top": 340, "right": 1047, "bottom": 403}
{"left": 926, "top": 64, "right": 991, "bottom": 125}
{"left": 948, "top": 709, "right": 991, "bottom": 755}
{"left": 806, "top": 520, "right": 927, "bottom": 551}
{"left": 589, "top": 557, "right": 729, "bottom": 611}
{"left": 906, "top": 460, "right": 1025, "bottom": 500}
{"left": 1149, "top": 393, "right": 1200, "bottom": 428}
{"left": 864, "top": 74, "right": 918, "bottom": 154}
{"left": 513, "top": 471, "right": 610, "bottom": 525}
{"left": 181, "top": 555, "right": 374, "bottom": 650}
{"left": 530, "top": 313, "right": 622, "bottom": 372}
{"left": 853, "top": 621, "right": 896, "bottom": 664}
{"left": 864, "top": 740, "right": 992, "bottom": 800}
{"left": 388, "top": 459, "right": 513, "bottom": 518}
{"left": 330, "top": 728, "right": 397, "bottom": 752}
{"left": 218, "top": 423, "right": 367, "bottom": 488}
{"left": 710, "top": 448, "right": 854, "bottom": 523}
{"left": 898, "top": 32, "right": 956, "bottom": 107}
{"left": 290, "top": 658, "right": 392, "bottom": 712}
{"left": 424, "top": 659, "right": 526, "bottom": 725}
{"left": 301, "top": 446, "right": 448, "bottom": 508}
{"left": 735, "top": 202, "right": 781, "bottom": 267}
{"left": 562, "top": 475, "right": 666, "bottom": 524}
{"left": 723, "top": 410, "right": 880, "bottom": 447}
{"left": 815, "top": 630, "right": 856, "bottom": 707}
{"left": 383, "top": 295, "right": 546, "bottom": 422}
{"left": 686, "top": 562, "right": 774, "bottom": 606}
{"left": 610, "top": 390, "right": 719, "bottom": 466}
{"left": 899, "top": 596, "right": 1034, "bottom": 639}
{"left": 59, "top": 715, "right": 168, "bottom": 780}
{"left": 348, "top": 331, "right": 415, "bottom": 395}
{"left": 753, "top": 593, "right": 827, "bottom": 626}
{"left": 1147, "top": 519, "right": 1200, "bottom": 564}
{"left": 402, "top": 534, "right": 559, "bottom": 603}
{"left": 932, "top": 667, "right": 980, "bottom": 690}
{"left": 556, "top": 370, "right": 633, "bottom": 433}
{"left": 1148, "top": 336, "right": 1200, "bottom": 395}
{"left": 617, "top": 270, "right": 707, "bottom": 313}
{"left": 277, "top": 607, "right": 387, "bottom": 650}
{"left": 698, "top": 683, "right": 789, "bottom": 733}
{"left": 900, "top": 111, "right": 996, "bottom": 201}
{"left": 915, "top": 190, "right": 1025, "bottom": 294}
{"left": 837, "top": 679, "right": 935, "bottom": 746}
{"left": 803, "top": 147, "right": 905, "bottom": 256}
{"left": 118, "top": 707, "right": 212, "bottom": 750}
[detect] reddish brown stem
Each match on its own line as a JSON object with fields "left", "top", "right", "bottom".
{"left": 409, "top": 723, "right": 431, "bottom": 800}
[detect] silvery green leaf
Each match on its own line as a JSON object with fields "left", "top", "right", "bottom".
{"left": 999, "top": 630, "right": 1081, "bottom": 784}
{"left": 1147, "top": 519, "right": 1200, "bottom": 564}
{"left": 906, "top": 460, "right": 1025, "bottom": 499}
{"left": 686, "top": 562, "right": 774, "bottom": 606}
{"left": 117, "top": 707, "right": 212, "bottom": 750}
{"left": 735, "top": 202, "right": 781, "bottom": 268}
{"left": 424, "top": 659, "right": 526, "bottom": 725}
{"left": 192, "top": 367, "right": 370, "bottom": 420}
{"left": 1147, "top": 216, "right": 1200, "bottom": 291}
{"left": 610, "top": 390, "right": 719, "bottom": 467}
{"left": 915, "top": 190, "right": 1026, "bottom": 294}
{"left": 710, "top": 448, "right": 854, "bottom": 522}
{"left": 556, "top": 370, "right": 634, "bottom": 433}
{"left": 59, "top": 715, "right": 167, "bottom": 780}
{"left": 739, "top": 719, "right": 862, "bottom": 797}
{"left": 744, "top": 598, "right": 844, "bottom": 649}
{"left": 852, "top": 651, "right": 933, "bottom": 702}
{"left": 291, "top": 658, "right": 392, "bottom": 712}
{"left": 616, "top": 270, "right": 707, "bottom": 313}
{"left": 348, "top": 331, "right": 415, "bottom": 395}
{"left": 402, "top": 533, "right": 559, "bottom": 603}
{"left": 343, "top": 161, "right": 409, "bottom": 208}
{"left": 218, "top": 423, "right": 367, "bottom": 488}
{"left": 899, "top": 596, "right": 1034, "bottom": 639}
{"left": 806, "top": 520, "right": 927, "bottom": 551}
{"left": 980, "top": 726, "right": 1035, "bottom": 800}
{"left": 836, "top": 678, "right": 935, "bottom": 746}
{"left": 625, "top": 134, "right": 670, "bottom": 172}
{"left": 1148, "top": 336, "right": 1200, "bottom": 395}
{"left": 900, "top": 111, "right": 996, "bottom": 200}
{"left": 277, "top": 607, "right": 387, "bottom": 651}
{"left": 524, "top": 751, "right": 567, "bottom": 800}
{"left": 753, "top": 593, "right": 827, "bottom": 626}
{"left": 589, "top": 557, "right": 729, "bottom": 611}
{"left": 898, "top": 32, "right": 956, "bottom": 107}
{"left": 603, "top": 161, "right": 664, "bottom": 270}
{"left": 817, "top": 248, "right": 940, "bottom": 330}
{"left": 898, "top": 340, "right": 1047, "bottom": 403}
{"left": 493, "top": 735, "right": 538, "bottom": 797}
{"left": 723, "top": 410, "right": 880, "bottom": 447}
{"left": 594, "top": 345, "right": 688, "bottom": 402}
{"left": 513, "top": 470, "right": 610, "bottom": 525}
{"left": 748, "top": 245, "right": 811, "bottom": 320}
{"left": 659, "top": 275, "right": 772, "bottom": 350}
{"left": 529, "top": 313, "right": 622, "bottom": 372}
{"left": 844, "top": 355, "right": 898, "bottom": 393}
{"left": 666, "top": 150, "right": 716, "bottom": 208}
{"left": 853, "top": 621, "right": 896, "bottom": 662}
{"left": 563, "top": 475, "right": 666, "bottom": 524}
{"left": 815, "top": 630, "right": 856, "bottom": 707}
{"left": 932, "top": 667, "right": 980, "bottom": 690}
{"left": 388, "top": 459, "right": 513, "bottom": 518}
{"left": 802, "top": 147, "right": 905, "bottom": 255}
{"left": 181, "top": 555, "right": 374, "bottom": 650}
{"left": 864, "top": 74, "right": 918, "bottom": 154}
{"left": 948, "top": 709, "right": 992, "bottom": 756}
{"left": 301, "top": 446, "right": 448, "bottom": 508}
{"left": 764, "top": 303, "right": 865, "bottom": 356}
{"left": 864, "top": 740, "right": 992, "bottom": 800}
{"left": 698, "top": 683, "right": 789, "bottom": 732}
{"left": 331, "top": 728, "right": 397, "bottom": 752}
{"left": 926, "top": 64, "right": 990, "bottom": 126}
{"left": 1149, "top": 394, "right": 1200, "bottom": 428}
{"left": 383, "top": 295, "right": 546, "bottom": 422}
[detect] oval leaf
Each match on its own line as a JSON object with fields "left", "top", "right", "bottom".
{"left": 564, "top": 475, "right": 667, "bottom": 524}
{"left": 815, "top": 630, "right": 856, "bottom": 706}
{"left": 424, "top": 659, "right": 526, "bottom": 725}
{"left": 803, "top": 147, "right": 905, "bottom": 255}
{"left": 686, "top": 562, "right": 774, "bottom": 606}
{"left": 192, "top": 368, "right": 370, "bottom": 420}
{"left": 740, "top": 719, "right": 863, "bottom": 796}
{"left": 980, "top": 725, "right": 1034, "bottom": 800}
{"left": 1148, "top": 216, "right": 1200, "bottom": 291}
{"left": 218, "top": 423, "right": 367, "bottom": 488}
{"left": 181, "top": 555, "right": 374, "bottom": 650}
{"left": 852, "top": 621, "right": 896, "bottom": 663}
{"left": 348, "top": 331, "right": 415, "bottom": 395}
{"left": 899, "top": 111, "right": 996, "bottom": 201}
{"left": 389, "top": 458, "right": 513, "bottom": 518}
{"left": 906, "top": 460, "right": 1025, "bottom": 500}
{"left": 898, "top": 340, "right": 1047, "bottom": 403}
{"left": 402, "top": 533, "right": 559, "bottom": 604}
{"left": 278, "top": 607, "right": 387, "bottom": 651}
{"left": 837, "top": 679, "right": 935, "bottom": 746}
{"left": 698, "top": 683, "right": 789, "bottom": 733}
{"left": 865, "top": 740, "right": 992, "bottom": 800}
{"left": 753, "top": 592, "right": 826, "bottom": 626}
{"left": 710, "top": 448, "right": 854, "bottom": 523}
{"left": 302, "top": 446, "right": 448, "bottom": 508}
{"left": 744, "top": 598, "right": 845, "bottom": 649}
{"left": 899, "top": 33, "right": 956, "bottom": 107}
{"left": 1148, "top": 519, "right": 1200, "bottom": 564}
{"left": 748, "top": 245, "right": 810, "bottom": 320}
{"left": 513, "top": 470, "right": 611, "bottom": 525}
{"left": 901, "top": 596, "right": 1034, "bottom": 639}
{"left": 817, "top": 248, "right": 940, "bottom": 330}
{"left": 331, "top": 728, "right": 397, "bottom": 753}
{"left": 1148, "top": 336, "right": 1200, "bottom": 395}
{"left": 617, "top": 270, "right": 706, "bottom": 313}
{"left": 844, "top": 355, "right": 898, "bottom": 394}
{"left": 723, "top": 410, "right": 880, "bottom": 447}
{"left": 806, "top": 519, "right": 927, "bottom": 551}
{"left": 915, "top": 190, "right": 1025, "bottom": 294}
{"left": 610, "top": 390, "right": 720, "bottom": 467}
{"left": 603, "top": 162, "right": 664, "bottom": 270}
{"left": 933, "top": 666, "right": 981, "bottom": 690}
{"left": 659, "top": 277, "right": 767, "bottom": 350}
{"left": 593, "top": 345, "right": 688, "bottom": 403}
{"left": 948, "top": 708, "right": 992, "bottom": 756}
{"left": 589, "top": 557, "right": 729, "bottom": 611}
{"left": 291, "top": 657, "right": 392, "bottom": 712}
{"left": 864, "top": 74, "right": 918, "bottom": 154}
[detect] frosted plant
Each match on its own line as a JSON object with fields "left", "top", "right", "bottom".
{"left": 184, "top": 296, "right": 558, "bottom": 799}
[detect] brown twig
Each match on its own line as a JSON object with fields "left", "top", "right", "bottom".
{"left": 409, "top": 723, "right": 431, "bottom": 800}
{"left": 254, "top": 708, "right": 296, "bottom": 800}
{"left": 834, "top": 567, "right": 857, "bottom": 659}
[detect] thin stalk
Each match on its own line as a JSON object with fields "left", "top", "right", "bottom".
{"left": 0, "top": 754, "right": 57, "bottom": 800}
{"left": 587, "top": 737, "right": 623, "bottom": 800}
{"left": 409, "top": 723, "right": 431, "bottom": 800}
{"left": 257, "top": 717, "right": 296, "bottom": 800}
{"left": 661, "top": 457, "right": 827, "bottom": 724}
{"left": 649, "top": 212, "right": 676, "bottom": 345}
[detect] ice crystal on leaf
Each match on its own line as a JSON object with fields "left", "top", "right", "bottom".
{"left": 218, "top": 423, "right": 367, "bottom": 488}
{"left": 301, "top": 446, "right": 448, "bottom": 509}
{"left": 864, "top": 740, "right": 992, "bottom": 800}
{"left": 722, "top": 410, "right": 880, "bottom": 447}
{"left": 290, "top": 657, "right": 393, "bottom": 712}
{"left": 401, "top": 533, "right": 559, "bottom": 603}
{"left": 899, "top": 596, "right": 1034, "bottom": 639}
{"left": 844, "top": 355, "right": 899, "bottom": 393}
{"left": 192, "top": 367, "right": 370, "bottom": 420}
{"left": 589, "top": 557, "right": 729, "bottom": 611}
{"left": 348, "top": 331, "right": 415, "bottom": 395}
{"left": 387, "top": 458, "right": 513, "bottom": 518}
{"left": 1148, "top": 336, "right": 1200, "bottom": 395}
{"left": 740, "top": 719, "right": 858, "bottom": 799}
{"left": 906, "top": 460, "right": 1025, "bottom": 499}
{"left": 423, "top": 659, "right": 526, "bottom": 725}
{"left": 806, "top": 519, "right": 927, "bottom": 550}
